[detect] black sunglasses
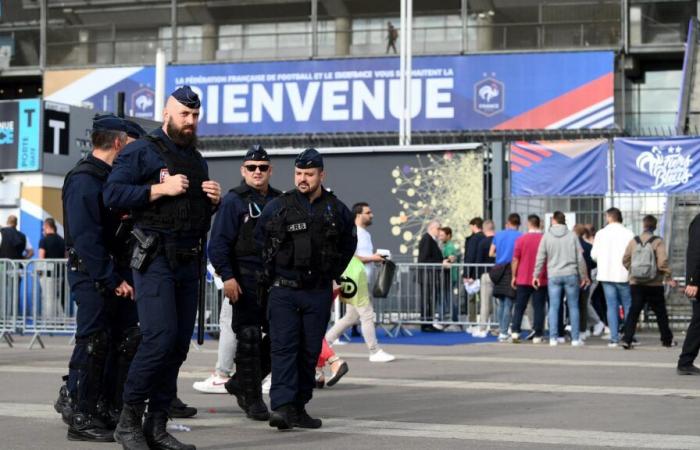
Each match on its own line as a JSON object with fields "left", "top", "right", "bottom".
{"left": 244, "top": 164, "right": 270, "bottom": 172}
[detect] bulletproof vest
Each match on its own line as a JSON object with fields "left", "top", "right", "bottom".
{"left": 267, "top": 190, "right": 343, "bottom": 281}
{"left": 62, "top": 156, "right": 132, "bottom": 265}
{"left": 230, "top": 183, "right": 281, "bottom": 259}
{"left": 132, "top": 136, "right": 210, "bottom": 235}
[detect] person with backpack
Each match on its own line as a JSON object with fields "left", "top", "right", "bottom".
{"left": 620, "top": 215, "right": 676, "bottom": 349}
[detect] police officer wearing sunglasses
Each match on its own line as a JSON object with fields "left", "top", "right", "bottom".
{"left": 255, "top": 148, "right": 356, "bottom": 430}
{"left": 208, "top": 145, "right": 282, "bottom": 421}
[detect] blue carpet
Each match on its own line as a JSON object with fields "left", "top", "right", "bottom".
{"left": 337, "top": 327, "right": 498, "bottom": 346}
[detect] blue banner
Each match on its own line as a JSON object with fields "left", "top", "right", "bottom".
{"left": 510, "top": 140, "right": 609, "bottom": 196}
{"left": 614, "top": 137, "right": 700, "bottom": 193}
{"left": 18, "top": 99, "right": 40, "bottom": 170}
{"left": 46, "top": 51, "right": 615, "bottom": 136}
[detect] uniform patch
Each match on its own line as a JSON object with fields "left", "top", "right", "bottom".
{"left": 159, "top": 168, "right": 170, "bottom": 183}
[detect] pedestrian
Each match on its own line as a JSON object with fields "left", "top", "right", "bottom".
{"left": 573, "top": 224, "right": 605, "bottom": 338}
{"left": 533, "top": 211, "right": 589, "bottom": 347}
{"left": 621, "top": 215, "right": 677, "bottom": 349}
{"left": 105, "top": 86, "right": 222, "bottom": 450}
{"left": 386, "top": 21, "right": 398, "bottom": 54}
{"left": 316, "top": 336, "right": 348, "bottom": 388}
{"left": 418, "top": 219, "right": 444, "bottom": 332}
{"left": 38, "top": 217, "right": 66, "bottom": 317}
{"left": 489, "top": 213, "right": 522, "bottom": 341}
{"left": 463, "top": 217, "right": 485, "bottom": 323}
{"left": 591, "top": 207, "right": 634, "bottom": 347}
{"left": 207, "top": 145, "right": 282, "bottom": 420}
{"left": 325, "top": 202, "right": 395, "bottom": 363}
{"left": 510, "top": 215, "right": 547, "bottom": 344}
{"left": 0, "top": 215, "right": 33, "bottom": 259}
{"left": 678, "top": 212, "right": 700, "bottom": 375}
{"left": 472, "top": 220, "right": 496, "bottom": 337}
{"left": 58, "top": 114, "right": 139, "bottom": 442}
{"left": 256, "top": 148, "right": 356, "bottom": 430}
{"left": 439, "top": 226, "right": 460, "bottom": 323}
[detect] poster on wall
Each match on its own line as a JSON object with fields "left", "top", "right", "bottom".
{"left": 0, "top": 99, "right": 41, "bottom": 171}
{"left": 510, "top": 139, "right": 609, "bottom": 196}
{"left": 44, "top": 51, "right": 614, "bottom": 136}
{"left": 614, "top": 137, "right": 700, "bottom": 193}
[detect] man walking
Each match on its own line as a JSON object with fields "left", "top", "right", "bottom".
{"left": 679, "top": 212, "right": 700, "bottom": 374}
{"left": 105, "top": 87, "right": 221, "bottom": 450}
{"left": 621, "top": 215, "right": 676, "bottom": 349}
{"left": 591, "top": 207, "right": 634, "bottom": 347}
{"left": 489, "top": 213, "right": 522, "bottom": 341}
{"left": 256, "top": 148, "right": 356, "bottom": 430}
{"left": 418, "top": 219, "right": 444, "bottom": 332}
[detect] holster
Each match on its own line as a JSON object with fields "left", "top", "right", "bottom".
{"left": 129, "top": 231, "right": 160, "bottom": 272}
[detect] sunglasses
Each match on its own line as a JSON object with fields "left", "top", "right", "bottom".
{"left": 244, "top": 164, "right": 270, "bottom": 172}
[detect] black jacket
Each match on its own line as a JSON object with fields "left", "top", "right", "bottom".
{"left": 418, "top": 233, "right": 443, "bottom": 263}
{"left": 687, "top": 214, "right": 700, "bottom": 289}
{"left": 463, "top": 231, "right": 485, "bottom": 278}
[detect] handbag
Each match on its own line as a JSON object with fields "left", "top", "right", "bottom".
{"left": 372, "top": 259, "right": 396, "bottom": 298}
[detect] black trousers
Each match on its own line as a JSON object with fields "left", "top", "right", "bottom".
{"left": 622, "top": 285, "right": 673, "bottom": 345}
{"left": 679, "top": 300, "right": 700, "bottom": 368}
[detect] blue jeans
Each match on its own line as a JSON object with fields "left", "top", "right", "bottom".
{"left": 496, "top": 297, "right": 513, "bottom": 334}
{"left": 547, "top": 275, "right": 580, "bottom": 341}
{"left": 601, "top": 282, "right": 632, "bottom": 343}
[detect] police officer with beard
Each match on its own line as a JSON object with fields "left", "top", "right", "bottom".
{"left": 104, "top": 86, "right": 221, "bottom": 450}
{"left": 208, "top": 145, "right": 281, "bottom": 421}
{"left": 255, "top": 148, "right": 356, "bottom": 430}
{"left": 59, "top": 114, "right": 140, "bottom": 443}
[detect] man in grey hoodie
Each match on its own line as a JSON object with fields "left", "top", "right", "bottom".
{"left": 533, "top": 211, "right": 590, "bottom": 346}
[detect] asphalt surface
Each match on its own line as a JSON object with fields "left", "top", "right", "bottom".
{"left": 1, "top": 332, "right": 699, "bottom": 450}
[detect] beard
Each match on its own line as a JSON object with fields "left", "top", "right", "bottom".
{"left": 167, "top": 118, "right": 197, "bottom": 148}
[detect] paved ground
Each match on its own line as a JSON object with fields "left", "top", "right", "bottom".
{"left": 1, "top": 332, "right": 699, "bottom": 450}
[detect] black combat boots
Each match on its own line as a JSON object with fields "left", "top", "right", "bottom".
{"left": 143, "top": 410, "right": 196, "bottom": 450}
{"left": 114, "top": 402, "right": 149, "bottom": 450}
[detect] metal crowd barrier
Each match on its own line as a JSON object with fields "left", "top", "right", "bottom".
{"left": 3, "top": 259, "right": 499, "bottom": 348}
{"left": 373, "top": 262, "right": 496, "bottom": 337}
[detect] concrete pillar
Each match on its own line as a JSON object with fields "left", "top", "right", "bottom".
{"left": 475, "top": 15, "right": 493, "bottom": 51}
{"left": 201, "top": 24, "right": 217, "bottom": 61}
{"left": 78, "top": 30, "right": 90, "bottom": 65}
{"left": 335, "top": 17, "right": 351, "bottom": 56}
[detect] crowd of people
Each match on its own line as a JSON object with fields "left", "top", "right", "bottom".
{"left": 451, "top": 209, "right": 677, "bottom": 348}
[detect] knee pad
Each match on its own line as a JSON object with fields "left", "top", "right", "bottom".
{"left": 86, "top": 330, "right": 109, "bottom": 360}
{"left": 237, "top": 326, "right": 262, "bottom": 357}
{"left": 118, "top": 327, "right": 142, "bottom": 361}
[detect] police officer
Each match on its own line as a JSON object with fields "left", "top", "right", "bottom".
{"left": 208, "top": 145, "right": 282, "bottom": 421}
{"left": 255, "top": 148, "right": 356, "bottom": 430}
{"left": 104, "top": 86, "right": 221, "bottom": 450}
{"left": 59, "top": 114, "right": 141, "bottom": 442}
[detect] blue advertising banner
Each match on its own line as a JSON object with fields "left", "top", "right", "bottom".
{"left": 614, "top": 137, "right": 700, "bottom": 193}
{"left": 0, "top": 99, "right": 40, "bottom": 171}
{"left": 510, "top": 140, "right": 609, "bottom": 196}
{"left": 45, "top": 51, "right": 614, "bottom": 136}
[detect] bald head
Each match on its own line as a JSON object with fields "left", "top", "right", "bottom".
{"left": 162, "top": 96, "right": 199, "bottom": 148}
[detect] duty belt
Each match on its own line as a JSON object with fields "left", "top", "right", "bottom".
{"left": 272, "top": 277, "right": 301, "bottom": 289}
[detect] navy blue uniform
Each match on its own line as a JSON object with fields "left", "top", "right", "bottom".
{"left": 255, "top": 188, "right": 356, "bottom": 411}
{"left": 104, "top": 128, "right": 214, "bottom": 414}
{"left": 63, "top": 154, "right": 138, "bottom": 417}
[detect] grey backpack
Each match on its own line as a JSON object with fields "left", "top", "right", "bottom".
{"left": 629, "top": 236, "right": 658, "bottom": 281}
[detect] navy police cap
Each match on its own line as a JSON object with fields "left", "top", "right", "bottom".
{"left": 123, "top": 119, "right": 147, "bottom": 139}
{"left": 171, "top": 85, "right": 201, "bottom": 109}
{"left": 295, "top": 148, "right": 323, "bottom": 169}
{"left": 244, "top": 144, "right": 270, "bottom": 162}
{"left": 92, "top": 114, "right": 129, "bottom": 133}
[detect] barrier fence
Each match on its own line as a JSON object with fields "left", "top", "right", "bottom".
{"left": 0, "top": 259, "right": 686, "bottom": 348}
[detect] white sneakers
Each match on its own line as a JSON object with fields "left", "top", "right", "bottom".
{"left": 192, "top": 373, "right": 230, "bottom": 394}
{"left": 369, "top": 349, "right": 395, "bottom": 363}
{"left": 592, "top": 322, "right": 605, "bottom": 336}
{"left": 532, "top": 337, "right": 543, "bottom": 344}
{"left": 549, "top": 339, "right": 558, "bottom": 346}
{"left": 571, "top": 340, "right": 584, "bottom": 347}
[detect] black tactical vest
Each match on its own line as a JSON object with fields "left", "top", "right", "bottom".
{"left": 267, "top": 190, "right": 343, "bottom": 281}
{"left": 230, "top": 183, "right": 281, "bottom": 259}
{"left": 132, "top": 136, "right": 211, "bottom": 235}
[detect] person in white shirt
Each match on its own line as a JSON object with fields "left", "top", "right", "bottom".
{"left": 326, "top": 202, "right": 395, "bottom": 363}
{"left": 591, "top": 207, "right": 634, "bottom": 347}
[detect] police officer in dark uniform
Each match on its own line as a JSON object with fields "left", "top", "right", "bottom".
{"left": 104, "top": 86, "right": 221, "bottom": 450}
{"left": 255, "top": 148, "right": 356, "bottom": 430}
{"left": 208, "top": 145, "right": 281, "bottom": 421}
{"left": 59, "top": 114, "right": 141, "bottom": 442}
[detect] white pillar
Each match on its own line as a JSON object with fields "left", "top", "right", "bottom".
{"left": 154, "top": 48, "right": 166, "bottom": 122}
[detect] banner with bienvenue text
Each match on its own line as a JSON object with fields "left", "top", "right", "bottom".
{"left": 614, "top": 137, "right": 700, "bottom": 193}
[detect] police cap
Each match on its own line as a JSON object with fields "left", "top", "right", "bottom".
{"left": 295, "top": 148, "right": 323, "bottom": 169}
{"left": 92, "top": 114, "right": 129, "bottom": 134}
{"left": 123, "top": 119, "right": 147, "bottom": 139}
{"left": 171, "top": 85, "right": 201, "bottom": 109}
{"left": 244, "top": 144, "right": 270, "bottom": 162}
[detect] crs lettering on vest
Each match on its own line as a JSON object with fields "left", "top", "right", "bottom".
{"left": 287, "top": 222, "right": 307, "bottom": 233}
{"left": 159, "top": 168, "right": 170, "bottom": 183}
